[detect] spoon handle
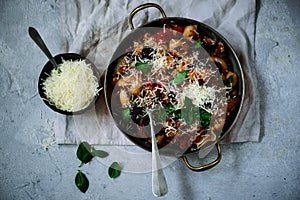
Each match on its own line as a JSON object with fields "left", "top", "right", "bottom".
{"left": 148, "top": 112, "right": 168, "bottom": 197}
{"left": 28, "top": 27, "right": 58, "bottom": 68}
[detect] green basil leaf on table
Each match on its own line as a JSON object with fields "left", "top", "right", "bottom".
{"left": 75, "top": 170, "right": 89, "bottom": 193}
{"left": 77, "top": 142, "right": 109, "bottom": 162}
{"left": 76, "top": 142, "right": 94, "bottom": 164}
{"left": 108, "top": 162, "right": 121, "bottom": 179}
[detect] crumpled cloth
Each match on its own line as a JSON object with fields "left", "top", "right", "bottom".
{"left": 55, "top": 0, "right": 260, "bottom": 146}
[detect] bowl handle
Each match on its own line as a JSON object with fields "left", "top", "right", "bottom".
{"left": 182, "top": 142, "right": 222, "bottom": 172}
{"left": 129, "top": 3, "right": 167, "bottom": 30}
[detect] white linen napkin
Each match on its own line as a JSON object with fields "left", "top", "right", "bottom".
{"left": 55, "top": 0, "right": 260, "bottom": 146}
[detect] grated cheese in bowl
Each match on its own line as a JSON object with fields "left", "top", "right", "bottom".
{"left": 42, "top": 59, "right": 100, "bottom": 112}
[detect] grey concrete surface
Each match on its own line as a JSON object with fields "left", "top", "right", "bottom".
{"left": 0, "top": 0, "right": 299, "bottom": 200}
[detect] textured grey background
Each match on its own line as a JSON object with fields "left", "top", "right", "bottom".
{"left": 0, "top": 0, "right": 299, "bottom": 200}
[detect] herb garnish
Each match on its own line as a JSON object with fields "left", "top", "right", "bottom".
{"left": 76, "top": 142, "right": 94, "bottom": 164}
{"left": 76, "top": 142, "right": 108, "bottom": 166}
{"left": 135, "top": 62, "right": 152, "bottom": 74}
{"left": 122, "top": 108, "right": 131, "bottom": 121}
{"left": 172, "top": 70, "right": 188, "bottom": 85}
{"left": 157, "top": 107, "right": 167, "bottom": 121}
{"left": 180, "top": 97, "right": 212, "bottom": 126}
{"left": 199, "top": 109, "right": 211, "bottom": 127}
{"left": 75, "top": 170, "right": 89, "bottom": 193}
{"left": 182, "top": 97, "right": 194, "bottom": 126}
{"left": 194, "top": 40, "right": 202, "bottom": 49}
{"left": 108, "top": 162, "right": 121, "bottom": 178}
{"left": 75, "top": 142, "right": 120, "bottom": 193}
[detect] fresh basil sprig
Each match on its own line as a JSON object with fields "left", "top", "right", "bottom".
{"left": 76, "top": 142, "right": 109, "bottom": 166}
{"left": 75, "top": 142, "right": 120, "bottom": 193}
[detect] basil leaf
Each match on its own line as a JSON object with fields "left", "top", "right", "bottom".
{"left": 135, "top": 62, "right": 152, "bottom": 74}
{"left": 201, "top": 119, "right": 211, "bottom": 127}
{"left": 122, "top": 108, "right": 131, "bottom": 121}
{"left": 182, "top": 111, "right": 193, "bottom": 126}
{"left": 91, "top": 150, "right": 109, "bottom": 158}
{"left": 187, "top": 112, "right": 194, "bottom": 126}
{"left": 173, "top": 109, "right": 182, "bottom": 119}
{"left": 200, "top": 109, "right": 211, "bottom": 127}
{"left": 163, "top": 104, "right": 182, "bottom": 119}
{"left": 108, "top": 162, "right": 121, "bottom": 178}
{"left": 201, "top": 112, "right": 211, "bottom": 120}
{"left": 172, "top": 70, "right": 188, "bottom": 85}
{"left": 194, "top": 40, "right": 202, "bottom": 49}
{"left": 158, "top": 107, "right": 167, "bottom": 121}
{"left": 182, "top": 97, "right": 194, "bottom": 126}
{"left": 184, "top": 97, "right": 192, "bottom": 108}
{"left": 200, "top": 109, "right": 211, "bottom": 119}
{"left": 75, "top": 170, "right": 89, "bottom": 193}
{"left": 193, "top": 107, "right": 200, "bottom": 119}
{"left": 76, "top": 142, "right": 93, "bottom": 164}
{"left": 165, "top": 104, "right": 176, "bottom": 115}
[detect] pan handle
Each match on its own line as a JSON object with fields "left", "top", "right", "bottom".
{"left": 182, "top": 142, "right": 222, "bottom": 172}
{"left": 129, "top": 3, "right": 167, "bottom": 30}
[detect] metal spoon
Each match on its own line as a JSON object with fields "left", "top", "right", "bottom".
{"left": 28, "top": 26, "right": 58, "bottom": 69}
{"left": 147, "top": 110, "right": 168, "bottom": 197}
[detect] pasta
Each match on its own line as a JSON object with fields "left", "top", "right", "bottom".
{"left": 109, "top": 23, "right": 240, "bottom": 154}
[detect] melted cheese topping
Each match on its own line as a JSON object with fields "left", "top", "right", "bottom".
{"left": 42, "top": 59, "right": 99, "bottom": 112}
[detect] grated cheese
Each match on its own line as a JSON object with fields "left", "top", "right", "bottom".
{"left": 183, "top": 83, "right": 216, "bottom": 111}
{"left": 42, "top": 59, "right": 99, "bottom": 112}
